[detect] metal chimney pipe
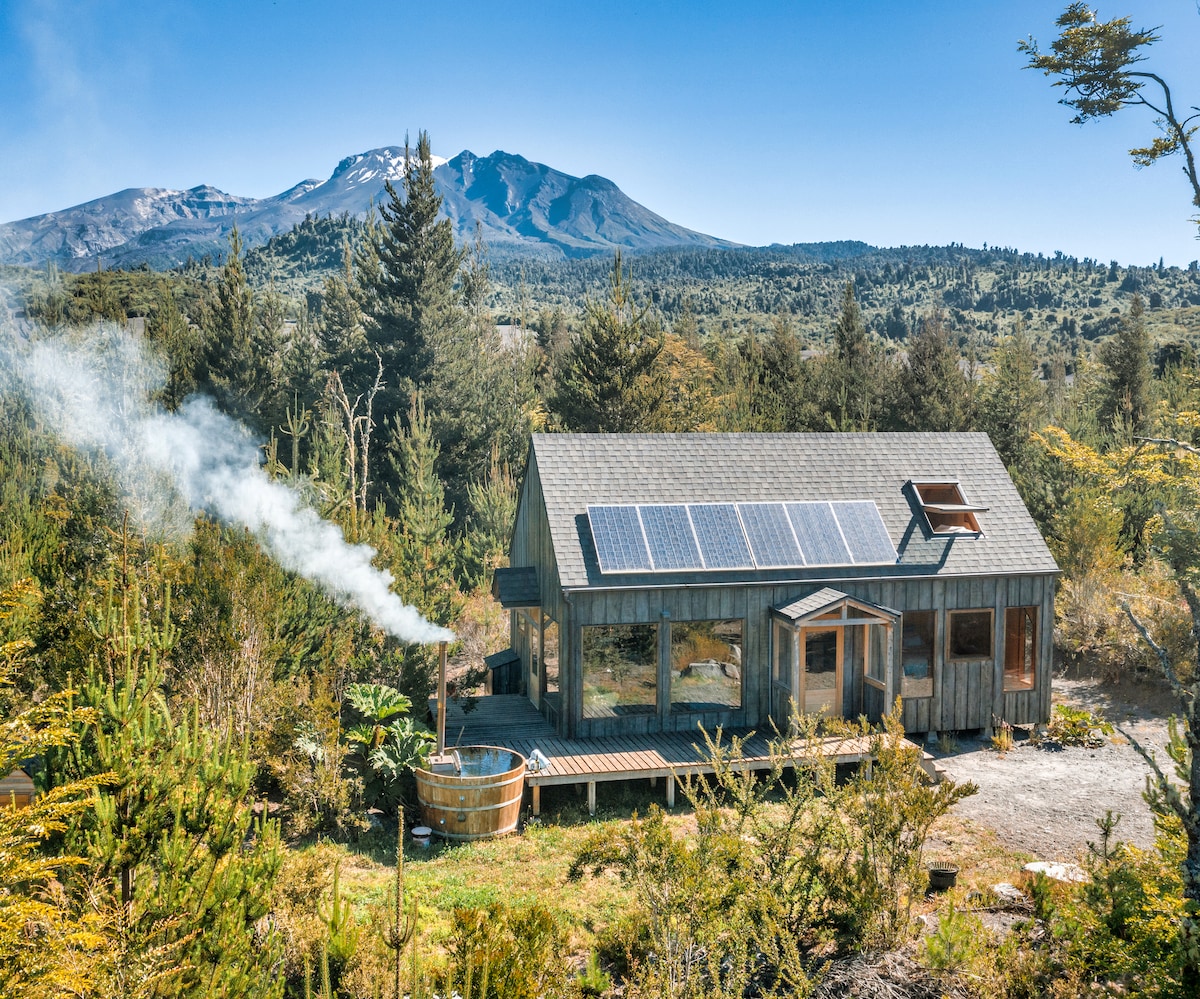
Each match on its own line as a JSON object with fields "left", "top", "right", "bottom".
{"left": 436, "top": 640, "right": 447, "bottom": 755}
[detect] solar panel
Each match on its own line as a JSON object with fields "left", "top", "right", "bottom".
{"left": 588, "top": 505, "right": 652, "bottom": 573}
{"left": 832, "top": 500, "right": 898, "bottom": 564}
{"left": 785, "top": 502, "right": 852, "bottom": 566}
{"left": 738, "top": 503, "right": 804, "bottom": 568}
{"left": 639, "top": 504, "right": 703, "bottom": 571}
{"left": 688, "top": 503, "right": 754, "bottom": 570}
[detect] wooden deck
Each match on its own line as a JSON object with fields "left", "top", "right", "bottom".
{"left": 430, "top": 695, "right": 885, "bottom": 815}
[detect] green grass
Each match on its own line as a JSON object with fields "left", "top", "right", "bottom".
{"left": 295, "top": 775, "right": 1037, "bottom": 959}
{"left": 307, "top": 779, "right": 677, "bottom": 950}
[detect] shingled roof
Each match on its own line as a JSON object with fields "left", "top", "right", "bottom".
{"left": 527, "top": 432, "right": 1059, "bottom": 589}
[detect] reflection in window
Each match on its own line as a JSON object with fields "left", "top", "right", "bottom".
{"left": 948, "top": 610, "right": 993, "bottom": 660}
{"left": 864, "top": 626, "right": 886, "bottom": 684}
{"left": 901, "top": 611, "right": 935, "bottom": 698}
{"left": 774, "top": 621, "right": 792, "bottom": 689}
{"left": 543, "top": 618, "right": 559, "bottom": 696}
{"left": 1004, "top": 606, "right": 1037, "bottom": 690}
{"left": 670, "top": 619, "right": 742, "bottom": 712}
{"left": 581, "top": 624, "right": 658, "bottom": 717}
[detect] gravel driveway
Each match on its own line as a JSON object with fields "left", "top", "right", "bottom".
{"left": 933, "top": 670, "right": 1178, "bottom": 861}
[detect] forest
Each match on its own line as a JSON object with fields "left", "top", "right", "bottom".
{"left": 4, "top": 82, "right": 1200, "bottom": 999}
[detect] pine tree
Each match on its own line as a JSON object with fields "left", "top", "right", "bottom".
{"left": 377, "top": 393, "right": 464, "bottom": 704}
{"left": 199, "top": 228, "right": 283, "bottom": 429}
{"left": 59, "top": 558, "right": 283, "bottom": 999}
{"left": 979, "top": 324, "right": 1046, "bottom": 468}
{"left": 318, "top": 237, "right": 372, "bottom": 389}
{"left": 550, "top": 252, "right": 668, "bottom": 433}
{"left": 465, "top": 443, "right": 520, "bottom": 589}
{"left": 891, "top": 309, "right": 971, "bottom": 432}
{"left": 366, "top": 131, "right": 463, "bottom": 406}
{"left": 818, "top": 282, "right": 886, "bottom": 431}
{"left": 386, "top": 392, "right": 462, "bottom": 631}
{"left": 145, "top": 283, "right": 201, "bottom": 412}
{"left": 1098, "top": 293, "right": 1153, "bottom": 435}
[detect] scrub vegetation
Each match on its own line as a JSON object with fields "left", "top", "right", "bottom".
{"left": 5, "top": 13, "right": 1200, "bottom": 987}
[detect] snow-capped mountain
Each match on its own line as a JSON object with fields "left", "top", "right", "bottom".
{"left": 0, "top": 147, "right": 734, "bottom": 271}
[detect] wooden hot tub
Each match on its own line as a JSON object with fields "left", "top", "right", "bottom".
{"left": 413, "top": 746, "right": 525, "bottom": 841}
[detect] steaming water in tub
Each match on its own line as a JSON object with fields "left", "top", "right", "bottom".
{"left": 452, "top": 747, "right": 522, "bottom": 777}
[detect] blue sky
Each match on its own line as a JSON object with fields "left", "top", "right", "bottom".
{"left": 3, "top": 0, "right": 1199, "bottom": 266}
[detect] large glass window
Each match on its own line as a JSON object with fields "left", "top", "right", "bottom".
{"left": 581, "top": 624, "right": 658, "bottom": 717}
{"left": 1004, "top": 606, "right": 1037, "bottom": 690}
{"left": 948, "top": 609, "right": 993, "bottom": 660}
{"left": 901, "top": 611, "right": 935, "bottom": 698}
{"left": 670, "top": 619, "right": 743, "bottom": 712}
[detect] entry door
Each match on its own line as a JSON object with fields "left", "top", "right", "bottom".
{"left": 801, "top": 627, "right": 843, "bottom": 718}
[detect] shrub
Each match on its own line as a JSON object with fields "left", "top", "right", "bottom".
{"left": 1046, "top": 704, "right": 1113, "bottom": 748}
{"left": 925, "top": 899, "right": 985, "bottom": 972}
{"left": 440, "top": 902, "right": 578, "bottom": 999}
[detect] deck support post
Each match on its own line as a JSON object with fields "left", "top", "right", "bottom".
{"left": 587, "top": 781, "right": 596, "bottom": 815}
{"left": 531, "top": 784, "right": 541, "bottom": 817}
{"left": 666, "top": 775, "right": 675, "bottom": 809}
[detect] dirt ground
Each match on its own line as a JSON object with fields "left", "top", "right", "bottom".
{"left": 933, "top": 665, "right": 1179, "bottom": 862}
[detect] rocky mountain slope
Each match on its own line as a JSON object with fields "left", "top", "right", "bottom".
{"left": 0, "top": 148, "right": 735, "bottom": 271}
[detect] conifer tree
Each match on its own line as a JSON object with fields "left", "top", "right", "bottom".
{"left": 818, "top": 282, "right": 886, "bottom": 431}
{"left": 979, "top": 325, "right": 1046, "bottom": 468}
{"left": 199, "top": 227, "right": 283, "bottom": 429}
{"left": 319, "top": 237, "right": 372, "bottom": 389}
{"left": 1098, "top": 293, "right": 1153, "bottom": 435}
{"left": 891, "top": 309, "right": 971, "bottom": 432}
{"left": 550, "top": 252, "right": 668, "bottom": 433}
{"left": 465, "top": 443, "right": 519, "bottom": 589}
{"left": 367, "top": 132, "right": 463, "bottom": 407}
{"left": 59, "top": 556, "right": 283, "bottom": 999}
{"left": 145, "top": 283, "right": 200, "bottom": 412}
{"left": 379, "top": 392, "right": 464, "bottom": 703}
{"left": 386, "top": 392, "right": 462, "bottom": 631}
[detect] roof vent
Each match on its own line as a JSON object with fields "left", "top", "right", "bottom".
{"left": 910, "top": 481, "right": 987, "bottom": 536}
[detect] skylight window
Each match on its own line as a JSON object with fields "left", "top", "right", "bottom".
{"left": 911, "top": 481, "right": 987, "bottom": 536}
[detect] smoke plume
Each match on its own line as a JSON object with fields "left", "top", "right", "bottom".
{"left": 9, "top": 323, "right": 454, "bottom": 645}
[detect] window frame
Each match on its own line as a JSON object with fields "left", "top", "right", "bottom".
{"left": 911, "top": 481, "right": 985, "bottom": 536}
{"left": 580, "top": 622, "right": 660, "bottom": 718}
{"left": 773, "top": 620, "right": 793, "bottom": 691}
{"left": 946, "top": 608, "right": 994, "bottom": 661}
{"left": 541, "top": 615, "right": 560, "bottom": 696}
{"left": 900, "top": 610, "right": 936, "bottom": 699}
{"left": 1003, "top": 606, "right": 1038, "bottom": 691}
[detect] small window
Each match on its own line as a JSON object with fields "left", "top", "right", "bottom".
{"left": 912, "top": 482, "right": 986, "bottom": 535}
{"left": 774, "top": 621, "right": 792, "bottom": 689}
{"left": 543, "top": 618, "right": 559, "bottom": 696}
{"left": 1004, "top": 607, "right": 1037, "bottom": 690}
{"left": 864, "top": 627, "right": 886, "bottom": 685}
{"left": 948, "top": 609, "right": 993, "bottom": 660}
{"left": 901, "top": 611, "right": 935, "bottom": 698}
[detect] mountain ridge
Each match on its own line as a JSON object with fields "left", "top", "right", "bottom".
{"left": 0, "top": 147, "right": 736, "bottom": 271}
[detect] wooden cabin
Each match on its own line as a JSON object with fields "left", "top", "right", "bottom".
{"left": 493, "top": 433, "right": 1058, "bottom": 742}
{"left": 1, "top": 768, "right": 35, "bottom": 808}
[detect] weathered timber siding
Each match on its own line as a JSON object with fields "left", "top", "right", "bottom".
{"left": 555, "top": 573, "right": 1054, "bottom": 739}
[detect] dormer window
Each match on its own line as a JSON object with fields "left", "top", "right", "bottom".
{"left": 911, "top": 481, "right": 987, "bottom": 536}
